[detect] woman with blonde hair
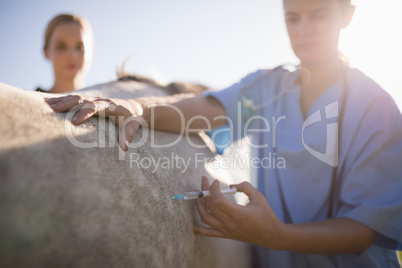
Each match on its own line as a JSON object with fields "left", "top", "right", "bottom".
{"left": 36, "top": 13, "right": 93, "bottom": 93}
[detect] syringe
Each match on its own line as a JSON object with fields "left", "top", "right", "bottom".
{"left": 172, "top": 187, "right": 237, "bottom": 200}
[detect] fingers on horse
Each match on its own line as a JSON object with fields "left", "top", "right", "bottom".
{"left": 71, "top": 99, "right": 115, "bottom": 125}
{"left": 196, "top": 178, "right": 232, "bottom": 229}
{"left": 44, "top": 96, "right": 64, "bottom": 105}
{"left": 47, "top": 95, "right": 85, "bottom": 112}
{"left": 118, "top": 117, "right": 142, "bottom": 151}
{"left": 205, "top": 179, "right": 238, "bottom": 217}
{"left": 71, "top": 102, "right": 98, "bottom": 125}
{"left": 196, "top": 197, "right": 224, "bottom": 230}
{"left": 193, "top": 226, "right": 225, "bottom": 238}
{"left": 92, "top": 98, "right": 117, "bottom": 115}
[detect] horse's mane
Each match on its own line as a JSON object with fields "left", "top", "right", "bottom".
{"left": 117, "top": 74, "right": 163, "bottom": 87}
{"left": 117, "top": 63, "right": 211, "bottom": 96}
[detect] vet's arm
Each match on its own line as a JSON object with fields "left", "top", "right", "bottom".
{"left": 194, "top": 178, "right": 377, "bottom": 255}
{"left": 45, "top": 94, "right": 227, "bottom": 151}
{"left": 139, "top": 94, "right": 227, "bottom": 134}
{"left": 120, "top": 94, "right": 226, "bottom": 151}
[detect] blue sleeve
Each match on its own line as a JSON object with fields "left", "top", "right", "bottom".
{"left": 336, "top": 95, "right": 402, "bottom": 249}
{"left": 203, "top": 70, "right": 269, "bottom": 154}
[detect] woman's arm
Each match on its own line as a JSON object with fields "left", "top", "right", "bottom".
{"left": 44, "top": 93, "right": 227, "bottom": 150}
{"left": 194, "top": 177, "right": 377, "bottom": 255}
{"left": 139, "top": 94, "right": 227, "bottom": 134}
{"left": 279, "top": 217, "right": 377, "bottom": 254}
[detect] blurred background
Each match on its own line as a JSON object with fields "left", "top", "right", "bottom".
{"left": 0, "top": 0, "right": 401, "bottom": 109}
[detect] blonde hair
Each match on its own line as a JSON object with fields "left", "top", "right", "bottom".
{"left": 43, "top": 14, "right": 94, "bottom": 50}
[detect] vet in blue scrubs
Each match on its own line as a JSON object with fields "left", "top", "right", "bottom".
{"left": 205, "top": 66, "right": 402, "bottom": 267}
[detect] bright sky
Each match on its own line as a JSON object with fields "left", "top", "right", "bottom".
{"left": 0, "top": 0, "right": 401, "bottom": 110}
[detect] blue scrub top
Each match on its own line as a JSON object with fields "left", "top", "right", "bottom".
{"left": 204, "top": 66, "right": 402, "bottom": 268}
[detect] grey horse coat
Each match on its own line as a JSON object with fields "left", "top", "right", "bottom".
{"left": 0, "top": 79, "right": 251, "bottom": 268}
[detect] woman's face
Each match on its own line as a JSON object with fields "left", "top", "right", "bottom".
{"left": 284, "top": 0, "right": 351, "bottom": 66}
{"left": 45, "top": 22, "right": 88, "bottom": 80}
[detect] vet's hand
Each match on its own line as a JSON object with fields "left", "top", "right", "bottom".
{"left": 45, "top": 95, "right": 144, "bottom": 151}
{"left": 194, "top": 176, "right": 285, "bottom": 249}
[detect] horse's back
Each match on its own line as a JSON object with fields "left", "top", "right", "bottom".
{"left": 0, "top": 82, "right": 251, "bottom": 268}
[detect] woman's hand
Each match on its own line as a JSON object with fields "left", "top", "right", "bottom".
{"left": 45, "top": 95, "right": 144, "bottom": 151}
{"left": 194, "top": 176, "right": 286, "bottom": 250}
{"left": 194, "top": 176, "right": 378, "bottom": 254}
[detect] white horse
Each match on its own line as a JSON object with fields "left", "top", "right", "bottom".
{"left": 0, "top": 77, "right": 251, "bottom": 268}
